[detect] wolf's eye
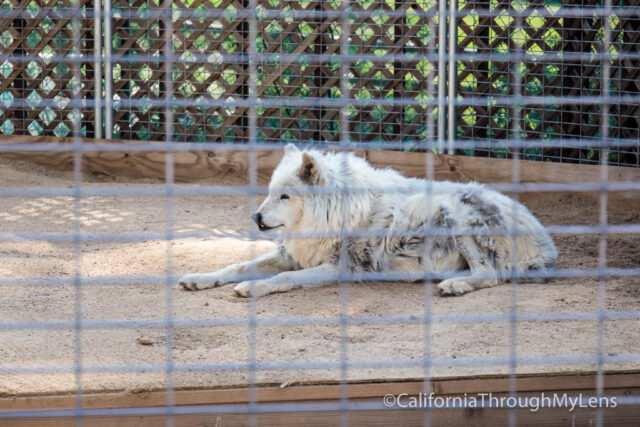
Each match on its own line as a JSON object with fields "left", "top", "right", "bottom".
{"left": 280, "top": 194, "right": 290, "bottom": 200}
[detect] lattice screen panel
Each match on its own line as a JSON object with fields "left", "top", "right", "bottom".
{"left": 456, "top": 0, "right": 640, "bottom": 165}
{"left": 1, "top": 0, "right": 638, "bottom": 165}
{"left": 1, "top": 0, "right": 96, "bottom": 139}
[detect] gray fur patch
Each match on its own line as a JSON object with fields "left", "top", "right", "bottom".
{"left": 395, "top": 235, "right": 425, "bottom": 253}
{"left": 429, "top": 206, "right": 456, "bottom": 258}
{"left": 460, "top": 192, "right": 505, "bottom": 267}
{"left": 434, "top": 206, "right": 456, "bottom": 227}
{"left": 278, "top": 244, "right": 301, "bottom": 270}
{"left": 331, "top": 239, "right": 378, "bottom": 272}
{"left": 454, "top": 236, "right": 494, "bottom": 270}
{"left": 461, "top": 191, "right": 503, "bottom": 227}
{"left": 487, "top": 248, "right": 498, "bottom": 264}
{"left": 453, "top": 236, "right": 472, "bottom": 260}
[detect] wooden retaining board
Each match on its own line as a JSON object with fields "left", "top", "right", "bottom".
{"left": 1, "top": 135, "right": 639, "bottom": 187}
{"left": 1, "top": 371, "right": 639, "bottom": 426}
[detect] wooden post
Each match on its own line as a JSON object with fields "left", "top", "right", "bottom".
{"left": 238, "top": 0, "right": 250, "bottom": 143}
{"left": 313, "top": 1, "right": 326, "bottom": 143}
{"left": 12, "top": 16, "right": 26, "bottom": 136}
{"left": 393, "top": 0, "right": 404, "bottom": 145}
{"left": 85, "top": 0, "right": 96, "bottom": 138}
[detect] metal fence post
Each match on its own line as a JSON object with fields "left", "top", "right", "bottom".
{"left": 104, "top": 0, "right": 113, "bottom": 139}
{"left": 94, "top": 0, "right": 103, "bottom": 139}
{"left": 448, "top": 0, "right": 457, "bottom": 154}
{"left": 437, "top": 0, "right": 447, "bottom": 153}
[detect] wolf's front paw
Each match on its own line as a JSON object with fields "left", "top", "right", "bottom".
{"left": 180, "top": 280, "right": 199, "bottom": 291}
{"left": 178, "top": 274, "right": 220, "bottom": 291}
{"left": 438, "top": 279, "right": 474, "bottom": 296}
{"left": 234, "top": 280, "right": 272, "bottom": 298}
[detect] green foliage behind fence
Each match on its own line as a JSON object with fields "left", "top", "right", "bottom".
{"left": 1, "top": 0, "right": 638, "bottom": 165}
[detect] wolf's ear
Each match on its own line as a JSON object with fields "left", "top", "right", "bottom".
{"left": 284, "top": 143, "right": 300, "bottom": 156}
{"left": 298, "top": 152, "right": 322, "bottom": 185}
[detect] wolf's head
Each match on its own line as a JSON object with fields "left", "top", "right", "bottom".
{"left": 252, "top": 144, "right": 325, "bottom": 232}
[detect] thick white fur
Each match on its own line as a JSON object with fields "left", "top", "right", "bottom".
{"left": 179, "top": 144, "right": 557, "bottom": 297}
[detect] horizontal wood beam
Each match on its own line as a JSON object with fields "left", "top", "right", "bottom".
{"left": 1, "top": 135, "right": 639, "bottom": 186}
{"left": 2, "top": 371, "right": 639, "bottom": 410}
{"left": 364, "top": 149, "right": 640, "bottom": 185}
{"left": 1, "top": 371, "right": 639, "bottom": 426}
{"left": 2, "top": 404, "right": 639, "bottom": 427}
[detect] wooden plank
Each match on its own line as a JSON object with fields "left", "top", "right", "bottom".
{"left": 2, "top": 387, "right": 639, "bottom": 426}
{"left": 1, "top": 136, "right": 639, "bottom": 185}
{"left": 364, "top": 149, "right": 640, "bottom": 184}
{"left": 0, "top": 135, "right": 282, "bottom": 184}
{"left": 2, "top": 371, "right": 639, "bottom": 411}
{"left": 3, "top": 405, "right": 640, "bottom": 427}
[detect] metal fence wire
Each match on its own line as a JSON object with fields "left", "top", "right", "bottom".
{"left": 0, "top": 0, "right": 639, "bottom": 425}
{"left": 1, "top": 0, "right": 639, "bottom": 164}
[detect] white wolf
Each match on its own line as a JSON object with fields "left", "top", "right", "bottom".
{"left": 179, "top": 144, "right": 557, "bottom": 297}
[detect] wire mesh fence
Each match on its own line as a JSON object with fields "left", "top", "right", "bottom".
{"left": 0, "top": 0, "right": 639, "bottom": 425}
{"left": 1, "top": 0, "right": 639, "bottom": 164}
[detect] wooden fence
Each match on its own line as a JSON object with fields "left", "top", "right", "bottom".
{"left": 1, "top": 0, "right": 638, "bottom": 165}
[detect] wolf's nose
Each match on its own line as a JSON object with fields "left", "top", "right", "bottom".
{"left": 251, "top": 212, "right": 262, "bottom": 226}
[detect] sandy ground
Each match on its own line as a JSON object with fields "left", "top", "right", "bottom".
{"left": 0, "top": 159, "right": 639, "bottom": 396}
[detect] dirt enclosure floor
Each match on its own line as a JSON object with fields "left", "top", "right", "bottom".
{"left": 0, "top": 158, "right": 639, "bottom": 396}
